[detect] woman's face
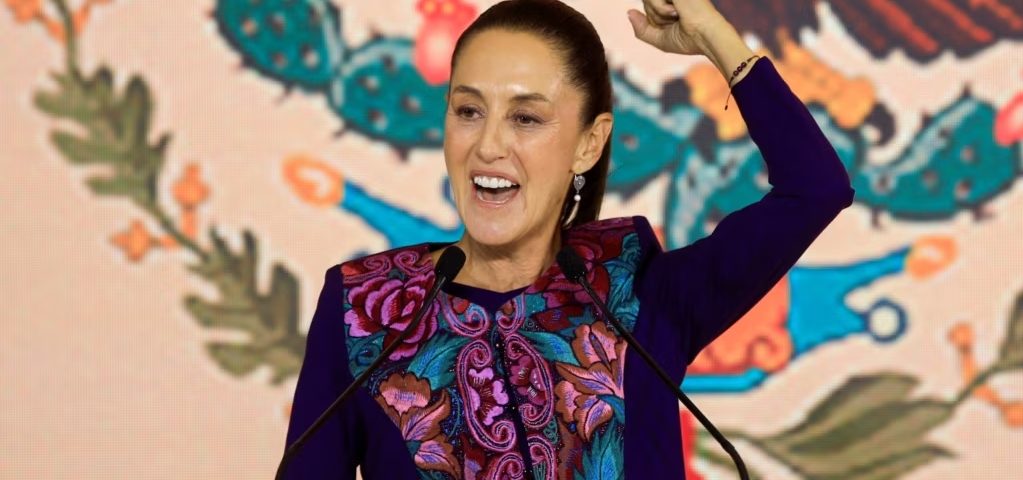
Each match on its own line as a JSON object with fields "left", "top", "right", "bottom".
{"left": 444, "top": 29, "right": 611, "bottom": 249}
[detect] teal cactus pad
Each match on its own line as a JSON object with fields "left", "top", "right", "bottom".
{"left": 852, "top": 88, "right": 1022, "bottom": 221}
{"left": 213, "top": 0, "right": 343, "bottom": 92}
{"left": 334, "top": 38, "right": 449, "bottom": 155}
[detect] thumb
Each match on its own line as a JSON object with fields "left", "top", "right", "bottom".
{"left": 626, "top": 9, "right": 658, "bottom": 45}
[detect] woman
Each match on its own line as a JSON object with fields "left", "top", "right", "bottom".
{"left": 285, "top": 0, "right": 854, "bottom": 478}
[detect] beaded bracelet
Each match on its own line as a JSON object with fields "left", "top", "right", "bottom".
{"left": 723, "top": 54, "right": 761, "bottom": 111}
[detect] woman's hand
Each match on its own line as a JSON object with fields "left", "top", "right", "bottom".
{"left": 628, "top": 0, "right": 759, "bottom": 89}
{"left": 626, "top": 0, "right": 730, "bottom": 56}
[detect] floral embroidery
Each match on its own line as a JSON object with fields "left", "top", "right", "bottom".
{"left": 344, "top": 270, "right": 437, "bottom": 360}
{"left": 340, "top": 216, "right": 643, "bottom": 479}
{"left": 375, "top": 372, "right": 460, "bottom": 477}
{"left": 466, "top": 366, "right": 509, "bottom": 426}
{"left": 554, "top": 321, "right": 627, "bottom": 442}
{"left": 510, "top": 354, "right": 547, "bottom": 406}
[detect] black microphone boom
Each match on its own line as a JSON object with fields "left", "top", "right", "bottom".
{"left": 275, "top": 246, "right": 466, "bottom": 480}
{"left": 556, "top": 246, "right": 750, "bottom": 480}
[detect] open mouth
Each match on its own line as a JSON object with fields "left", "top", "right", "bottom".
{"left": 473, "top": 175, "right": 520, "bottom": 204}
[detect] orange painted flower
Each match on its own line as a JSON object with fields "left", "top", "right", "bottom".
{"left": 283, "top": 154, "right": 344, "bottom": 206}
{"left": 173, "top": 163, "right": 210, "bottom": 209}
{"left": 111, "top": 219, "right": 156, "bottom": 261}
{"left": 5, "top": 0, "right": 42, "bottom": 23}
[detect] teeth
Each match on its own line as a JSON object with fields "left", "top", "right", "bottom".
{"left": 473, "top": 175, "right": 518, "bottom": 189}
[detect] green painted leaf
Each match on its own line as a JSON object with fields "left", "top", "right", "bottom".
{"left": 769, "top": 373, "right": 919, "bottom": 448}
{"left": 265, "top": 343, "right": 303, "bottom": 384}
{"left": 760, "top": 398, "right": 954, "bottom": 478}
{"left": 997, "top": 289, "right": 1023, "bottom": 370}
{"left": 790, "top": 400, "right": 953, "bottom": 457}
{"left": 822, "top": 445, "right": 952, "bottom": 480}
{"left": 85, "top": 176, "right": 140, "bottom": 197}
{"left": 184, "top": 295, "right": 261, "bottom": 334}
{"left": 120, "top": 76, "right": 153, "bottom": 146}
{"left": 51, "top": 131, "right": 126, "bottom": 164}
{"left": 207, "top": 342, "right": 262, "bottom": 376}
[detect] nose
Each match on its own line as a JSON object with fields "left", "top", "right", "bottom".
{"left": 477, "top": 114, "right": 508, "bottom": 162}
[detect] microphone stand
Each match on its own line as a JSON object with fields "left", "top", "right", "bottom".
{"left": 558, "top": 247, "right": 750, "bottom": 480}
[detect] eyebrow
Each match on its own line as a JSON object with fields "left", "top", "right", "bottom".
{"left": 450, "top": 85, "right": 551, "bottom": 104}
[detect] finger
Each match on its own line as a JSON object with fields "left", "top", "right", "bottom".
{"left": 648, "top": 0, "right": 680, "bottom": 19}
{"left": 627, "top": 9, "right": 665, "bottom": 47}
{"left": 642, "top": 1, "right": 675, "bottom": 27}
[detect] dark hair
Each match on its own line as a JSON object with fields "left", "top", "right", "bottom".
{"left": 449, "top": 0, "right": 613, "bottom": 229}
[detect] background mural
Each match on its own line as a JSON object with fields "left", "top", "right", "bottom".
{"left": 2, "top": 0, "right": 1021, "bottom": 478}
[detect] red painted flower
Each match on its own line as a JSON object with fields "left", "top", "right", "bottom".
{"left": 414, "top": 0, "right": 476, "bottom": 84}
{"left": 995, "top": 91, "right": 1023, "bottom": 146}
{"left": 344, "top": 272, "right": 437, "bottom": 360}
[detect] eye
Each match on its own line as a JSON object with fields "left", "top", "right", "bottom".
{"left": 513, "top": 113, "right": 541, "bottom": 126}
{"left": 455, "top": 105, "right": 481, "bottom": 119}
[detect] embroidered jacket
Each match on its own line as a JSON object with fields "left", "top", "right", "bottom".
{"left": 340, "top": 217, "right": 643, "bottom": 478}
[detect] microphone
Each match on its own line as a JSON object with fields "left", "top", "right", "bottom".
{"left": 556, "top": 246, "right": 750, "bottom": 480}
{"left": 275, "top": 246, "right": 466, "bottom": 480}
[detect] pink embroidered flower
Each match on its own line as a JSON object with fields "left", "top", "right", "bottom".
{"left": 531, "top": 226, "right": 624, "bottom": 328}
{"left": 466, "top": 367, "right": 509, "bottom": 426}
{"left": 509, "top": 354, "right": 548, "bottom": 406}
{"left": 345, "top": 272, "right": 437, "bottom": 360}
{"left": 376, "top": 372, "right": 461, "bottom": 477}
{"left": 554, "top": 321, "right": 626, "bottom": 441}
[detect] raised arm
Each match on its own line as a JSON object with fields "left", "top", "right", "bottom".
{"left": 643, "top": 57, "right": 854, "bottom": 364}
{"left": 629, "top": 2, "right": 855, "bottom": 363}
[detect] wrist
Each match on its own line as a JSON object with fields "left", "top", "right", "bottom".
{"left": 692, "top": 17, "right": 757, "bottom": 84}
{"left": 692, "top": 15, "right": 735, "bottom": 55}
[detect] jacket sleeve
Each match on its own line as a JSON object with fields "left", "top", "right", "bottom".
{"left": 282, "top": 264, "right": 363, "bottom": 479}
{"left": 635, "top": 57, "right": 855, "bottom": 364}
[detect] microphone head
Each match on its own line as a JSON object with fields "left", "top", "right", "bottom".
{"left": 556, "top": 246, "right": 586, "bottom": 282}
{"left": 434, "top": 245, "right": 466, "bottom": 280}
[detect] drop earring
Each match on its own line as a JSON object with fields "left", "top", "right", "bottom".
{"left": 573, "top": 173, "right": 585, "bottom": 203}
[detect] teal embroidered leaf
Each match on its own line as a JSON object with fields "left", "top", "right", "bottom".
{"left": 347, "top": 331, "right": 385, "bottom": 378}
{"left": 408, "top": 331, "right": 468, "bottom": 389}
{"left": 521, "top": 331, "right": 578, "bottom": 366}
{"left": 604, "top": 234, "right": 640, "bottom": 331}
{"left": 600, "top": 395, "right": 625, "bottom": 425}
{"left": 575, "top": 426, "right": 624, "bottom": 480}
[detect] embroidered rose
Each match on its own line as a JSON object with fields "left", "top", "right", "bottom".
{"left": 530, "top": 227, "right": 622, "bottom": 329}
{"left": 344, "top": 273, "right": 437, "bottom": 360}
